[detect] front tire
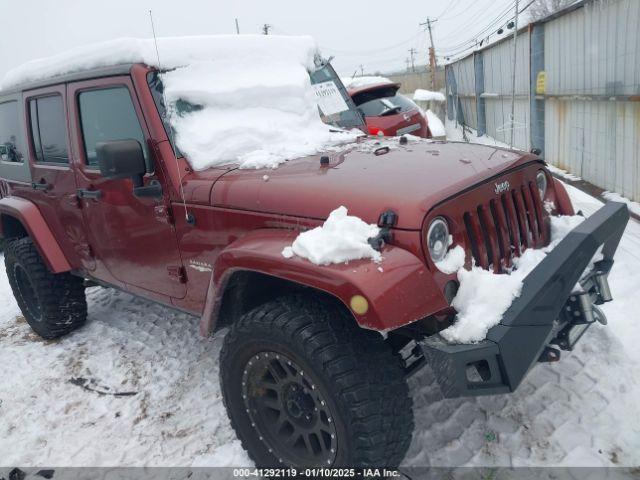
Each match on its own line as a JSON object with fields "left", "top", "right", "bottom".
{"left": 4, "top": 237, "right": 87, "bottom": 339}
{"left": 220, "top": 295, "right": 413, "bottom": 468}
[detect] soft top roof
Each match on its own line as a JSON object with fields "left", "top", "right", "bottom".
{"left": 1, "top": 35, "right": 318, "bottom": 91}
{"left": 0, "top": 64, "right": 135, "bottom": 95}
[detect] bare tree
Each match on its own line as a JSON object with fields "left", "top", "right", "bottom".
{"left": 529, "top": 0, "right": 574, "bottom": 20}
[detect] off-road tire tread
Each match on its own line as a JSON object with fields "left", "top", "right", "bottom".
{"left": 4, "top": 237, "right": 87, "bottom": 339}
{"left": 220, "top": 294, "right": 413, "bottom": 467}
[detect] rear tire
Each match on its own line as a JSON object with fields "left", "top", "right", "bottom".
{"left": 220, "top": 294, "right": 413, "bottom": 468}
{"left": 4, "top": 237, "right": 87, "bottom": 339}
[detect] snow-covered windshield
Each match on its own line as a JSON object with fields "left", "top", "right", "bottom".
{"left": 2, "top": 35, "right": 363, "bottom": 171}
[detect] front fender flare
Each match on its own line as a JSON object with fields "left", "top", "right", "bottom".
{"left": 0, "top": 196, "right": 72, "bottom": 273}
{"left": 200, "top": 229, "right": 448, "bottom": 335}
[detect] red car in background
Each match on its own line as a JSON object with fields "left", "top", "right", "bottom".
{"left": 347, "top": 81, "right": 431, "bottom": 138}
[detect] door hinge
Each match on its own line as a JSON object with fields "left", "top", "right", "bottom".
{"left": 167, "top": 265, "right": 187, "bottom": 283}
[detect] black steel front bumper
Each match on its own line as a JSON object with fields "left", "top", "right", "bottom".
{"left": 419, "top": 201, "right": 629, "bottom": 398}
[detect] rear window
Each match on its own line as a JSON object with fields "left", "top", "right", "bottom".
{"left": 28, "top": 95, "right": 69, "bottom": 164}
{"left": 352, "top": 88, "right": 418, "bottom": 117}
{"left": 0, "top": 101, "right": 25, "bottom": 163}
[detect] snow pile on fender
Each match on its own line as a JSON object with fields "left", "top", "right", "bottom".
{"left": 441, "top": 214, "right": 587, "bottom": 344}
{"left": 282, "top": 206, "right": 382, "bottom": 265}
{"left": 1, "top": 35, "right": 359, "bottom": 170}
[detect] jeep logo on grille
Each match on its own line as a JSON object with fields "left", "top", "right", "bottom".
{"left": 494, "top": 180, "right": 510, "bottom": 195}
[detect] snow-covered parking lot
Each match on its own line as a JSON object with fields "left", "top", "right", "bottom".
{"left": 1, "top": 184, "right": 639, "bottom": 468}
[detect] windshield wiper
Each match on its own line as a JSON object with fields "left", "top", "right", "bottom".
{"left": 380, "top": 105, "right": 402, "bottom": 116}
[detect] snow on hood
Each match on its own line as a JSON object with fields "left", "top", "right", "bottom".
{"left": 2, "top": 35, "right": 360, "bottom": 170}
{"left": 341, "top": 75, "right": 394, "bottom": 89}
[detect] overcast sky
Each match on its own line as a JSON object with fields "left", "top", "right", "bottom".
{"left": 0, "top": 0, "right": 519, "bottom": 80}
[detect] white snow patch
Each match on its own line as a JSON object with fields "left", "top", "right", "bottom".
{"left": 602, "top": 191, "right": 640, "bottom": 217}
{"left": 281, "top": 206, "right": 381, "bottom": 265}
{"left": 426, "top": 110, "right": 446, "bottom": 137}
{"left": 341, "top": 75, "right": 393, "bottom": 89}
{"left": 413, "top": 89, "right": 446, "bottom": 102}
{"left": 435, "top": 245, "right": 466, "bottom": 274}
{"left": 546, "top": 163, "right": 582, "bottom": 181}
{"left": 2, "top": 35, "right": 360, "bottom": 171}
{"left": 441, "top": 215, "right": 586, "bottom": 344}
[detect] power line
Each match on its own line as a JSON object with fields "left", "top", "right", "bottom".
{"left": 438, "top": 0, "right": 516, "bottom": 47}
{"left": 439, "top": 0, "right": 535, "bottom": 62}
{"left": 320, "top": 30, "right": 423, "bottom": 56}
{"left": 435, "top": 0, "right": 461, "bottom": 20}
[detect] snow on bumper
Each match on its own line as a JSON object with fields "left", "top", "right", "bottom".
{"left": 419, "top": 201, "right": 629, "bottom": 398}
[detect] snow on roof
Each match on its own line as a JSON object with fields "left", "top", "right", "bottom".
{"left": 341, "top": 75, "right": 394, "bottom": 90}
{"left": 413, "top": 89, "right": 446, "bottom": 102}
{"left": 2, "top": 35, "right": 359, "bottom": 170}
{"left": 1, "top": 35, "right": 318, "bottom": 89}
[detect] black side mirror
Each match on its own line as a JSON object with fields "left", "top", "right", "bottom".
{"left": 96, "top": 139, "right": 147, "bottom": 187}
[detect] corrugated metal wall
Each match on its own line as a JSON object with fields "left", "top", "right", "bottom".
{"left": 451, "top": 55, "right": 478, "bottom": 129}
{"left": 445, "top": 0, "right": 640, "bottom": 202}
{"left": 544, "top": 0, "right": 640, "bottom": 201}
{"left": 483, "top": 33, "right": 530, "bottom": 149}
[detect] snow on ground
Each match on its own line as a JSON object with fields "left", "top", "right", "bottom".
{"left": 445, "top": 118, "right": 511, "bottom": 148}
{"left": 282, "top": 206, "right": 381, "bottom": 265}
{"left": 340, "top": 75, "right": 393, "bottom": 89}
{"left": 413, "top": 89, "right": 446, "bottom": 103}
{"left": 426, "top": 110, "right": 445, "bottom": 137}
{"left": 1, "top": 35, "right": 360, "bottom": 171}
{"left": 602, "top": 190, "right": 640, "bottom": 217}
{"left": 1, "top": 184, "right": 639, "bottom": 468}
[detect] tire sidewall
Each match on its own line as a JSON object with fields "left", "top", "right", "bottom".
{"left": 4, "top": 241, "right": 47, "bottom": 336}
{"left": 221, "top": 331, "right": 354, "bottom": 468}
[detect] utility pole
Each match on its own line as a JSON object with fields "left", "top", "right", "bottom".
{"left": 420, "top": 18, "right": 439, "bottom": 90}
{"left": 235, "top": 18, "right": 240, "bottom": 34}
{"left": 408, "top": 48, "right": 417, "bottom": 73}
{"left": 509, "top": 0, "right": 519, "bottom": 148}
{"left": 405, "top": 57, "right": 411, "bottom": 72}
{"left": 262, "top": 23, "right": 271, "bottom": 35}
{"left": 359, "top": 64, "right": 364, "bottom": 76}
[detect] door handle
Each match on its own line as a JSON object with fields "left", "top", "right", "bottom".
{"left": 77, "top": 188, "right": 102, "bottom": 200}
{"left": 31, "top": 182, "right": 51, "bottom": 191}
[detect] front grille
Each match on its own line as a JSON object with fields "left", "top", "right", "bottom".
{"left": 463, "top": 181, "right": 547, "bottom": 272}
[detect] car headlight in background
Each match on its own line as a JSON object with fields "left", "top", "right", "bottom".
{"left": 427, "top": 217, "right": 449, "bottom": 263}
{"left": 536, "top": 170, "right": 548, "bottom": 200}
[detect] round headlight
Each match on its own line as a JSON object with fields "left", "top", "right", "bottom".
{"left": 427, "top": 217, "right": 450, "bottom": 263}
{"left": 536, "top": 170, "right": 548, "bottom": 200}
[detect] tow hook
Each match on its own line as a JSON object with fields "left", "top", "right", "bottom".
{"left": 538, "top": 346, "right": 561, "bottom": 363}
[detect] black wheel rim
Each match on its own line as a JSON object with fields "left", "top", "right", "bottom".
{"left": 242, "top": 351, "right": 338, "bottom": 466}
{"left": 13, "top": 264, "right": 42, "bottom": 321}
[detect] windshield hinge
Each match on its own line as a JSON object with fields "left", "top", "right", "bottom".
{"left": 167, "top": 265, "right": 187, "bottom": 283}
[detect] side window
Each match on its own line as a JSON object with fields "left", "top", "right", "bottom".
{"left": 28, "top": 94, "right": 69, "bottom": 164}
{"left": 0, "top": 101, "right": 25, "bottom": 163}
{"left": 78, "top": 86, "right": 149, "bottom": 168}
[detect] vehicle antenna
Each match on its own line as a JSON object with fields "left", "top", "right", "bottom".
{"left": 148, "top": 10, "right": 191, "bottom": 224}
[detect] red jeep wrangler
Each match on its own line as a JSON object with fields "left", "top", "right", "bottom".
{"left": 0, "top": 49, "right": 628, "bottom": 468}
